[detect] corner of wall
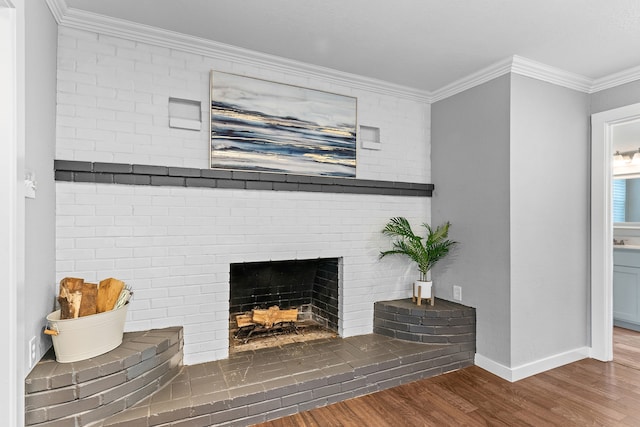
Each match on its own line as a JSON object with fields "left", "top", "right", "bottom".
{"left": 24, "top": 0, "right": 58, "bottom": 372}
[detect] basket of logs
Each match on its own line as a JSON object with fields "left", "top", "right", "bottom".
{"left": 44, "top": 277, "right": 132, "bottom": 363}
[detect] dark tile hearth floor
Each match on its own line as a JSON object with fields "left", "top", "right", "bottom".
{"left": 100, "top": 334, "right": 470, "bottom": 426}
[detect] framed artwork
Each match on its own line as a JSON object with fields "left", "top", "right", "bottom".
{"left": 210, "top": 71, "right": 357, "bottom": 177}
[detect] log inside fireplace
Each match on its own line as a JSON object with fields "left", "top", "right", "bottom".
{"left": 230, "top": 304, "right": 338, "bottom": 351}
{"left": 233, "top": 306, "right": 298, "bottom": 343}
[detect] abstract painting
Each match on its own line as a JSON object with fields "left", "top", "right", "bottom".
{"left": 210, "top": 71, "right": 357, "bottom": 177}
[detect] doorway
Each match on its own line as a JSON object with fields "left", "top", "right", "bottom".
{"left": 591, "top": 102, "right": 640, "bottom": 361}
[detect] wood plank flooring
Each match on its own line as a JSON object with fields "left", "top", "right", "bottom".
{"left": 255, "top": 327, "right": 640, "bottom": 426}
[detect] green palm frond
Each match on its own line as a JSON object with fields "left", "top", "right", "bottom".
{"left": 382, "top": 217, "right": 418, "bottom": 241}
{"left": 380, "top": 217, "right": 457, "bottom": 279}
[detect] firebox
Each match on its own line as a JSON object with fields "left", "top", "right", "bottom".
{"left": 229, "top": 258, "right": 340, "bottom": 346}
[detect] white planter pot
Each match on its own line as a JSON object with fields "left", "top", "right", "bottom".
{"left": 413, "top": 280, "right": 433, "bottom": 302}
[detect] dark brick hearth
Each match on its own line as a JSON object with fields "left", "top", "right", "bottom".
{"left": 373, "top": 298, "right": 476, "bottom": 348}
{"left": 24, "top": 328, "right": 183, "bottom": 427}
{"left": 25, "top": 300, "right": 476, "bottom": 426}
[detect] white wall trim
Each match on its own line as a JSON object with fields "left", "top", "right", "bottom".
{"left": 431, "top": 56, "right": 640, "bottom": 100}
{"left": 43, "top": 0, "right": 65, "bottom": 24}
{"left": 590, "top": 103, "right": 640, "bottom": 362}
{"left": 431, "top": 55, "right": 640, "bottom": 102}
{"left": 510, "top": 55, "right": 593, "bottom": 93}
{"left": 46, "top": 0, "right": 640, "bottom": 104}
{"left": 0, "top": 4, "right": 18, "bottom": 421}
{"left": 509, "top": 348, "right": 590, "bottom": 382}
{"left": 591, "top": 64, "right": 640, "bottom": 93}
{"left": 430, "top": 57, "right": 513, "bottom": 102}
{"left": 475, "top": 347, "right": 590, "bottom": 382}
{"left": 1, "top": 1, "right": 23, "bottom": 425}
{"left": 474, "top": 353, "right": 514, "bottom": 382}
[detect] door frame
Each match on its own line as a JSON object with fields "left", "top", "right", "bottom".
{"left": 0, "top": 1, "right": 21, "bottom": 424}
{"left": 591, "top": 102, "right": 640, "bottom": 361}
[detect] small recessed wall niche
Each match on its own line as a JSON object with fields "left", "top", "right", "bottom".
{"left": 168, "top": 97, "right": 201, "bottom": 130}
{"left": 360, "top": 125, "right": 381, "bottom": 150}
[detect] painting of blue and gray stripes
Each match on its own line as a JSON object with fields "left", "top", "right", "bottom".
{"left": 210, "top": 71, "right": 357, "bottom": 177}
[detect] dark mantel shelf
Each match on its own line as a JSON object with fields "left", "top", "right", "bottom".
{"left": 54, "top": 160, "right": 433, "bottom": 197}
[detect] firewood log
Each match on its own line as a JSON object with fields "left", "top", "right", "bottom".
{"left": 251, "top": 306, "right": 298, "bottom": 328}
{"left": 60, "top": 277, "right": 84, "bottom": 290}
{"left": 61, "top": 278, "right": 98, "bottom": 317}
{"left": 59, "top": 278, "right": 84, "bottom": 319}
{"left": 96, "top": 278, "right": 125, "bottom": 313}
{"left": 58, "top": 286, "right": 82, "bottom": 320}
{"left": 236, "top": 314, "right": 254, "bottom": 328}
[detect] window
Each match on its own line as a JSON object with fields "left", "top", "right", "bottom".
{"left": 613, "top": 179, "right": 627, "bottom": 222}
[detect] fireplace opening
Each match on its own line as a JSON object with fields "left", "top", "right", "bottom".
{"left": 229, "top": 258, "right": 340, "bottom": 352}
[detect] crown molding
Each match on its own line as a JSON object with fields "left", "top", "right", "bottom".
{"left": 430, "top": 57, "right": 513, "bottom": 103}
{"left": 510, "top": 56, "right": 640, "bottom": 94}
{"left": 431, "top": 55, "right": 597, "bottom": 102}
{"left": 510, "top": 55, "right": 593, "bottom": 92}
{"left": 48, "top": 0, "right": 431, "bottom": 103}
{"left": 46, "top": 0, "right": 640, "bottom": 104}
{"left": 591, "top": 64, "right": 640, "bottom": 93}
{"left": 44, "top": 0, "right": 66, "bottom": 24}
{"left": 432, "top": 55, "right": 640, "bottom": 101}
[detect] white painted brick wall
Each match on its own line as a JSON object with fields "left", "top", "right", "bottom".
{"left": 55, "top": 27, "right": 433, "bottom": 364}
{"left": 56, "top": 182, "right": 429, "bottom": 364}
{"left": 56, "top": 27, "right": 431, "bottom": 181}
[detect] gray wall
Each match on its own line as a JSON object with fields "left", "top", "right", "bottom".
{"left": 431, "top": 75, "right": 512, "bottom": 366}
{"left": 432, "top": 73, "right": 591, "bottom": 371}
{"left": 24, "top": 0, "right": 57, "bottom": 371}
{"left": 509, "top": 74, "right": 590, "bottom": 367}
{"left": 590, "top": 80, "right": 640, "bottom": 114}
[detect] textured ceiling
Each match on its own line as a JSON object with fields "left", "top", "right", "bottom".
{"left": 64, "top": 0, "right": 640, "bottom": 93}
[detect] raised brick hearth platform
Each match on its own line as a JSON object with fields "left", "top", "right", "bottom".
{"left": 373, "top": 298, "right": 476, "bottom": 346}
{"left": 25, "top": 327, "right": 183, "bottom": 427}
{"left": 25, "top": 299, "right": 476, "bottom": 426}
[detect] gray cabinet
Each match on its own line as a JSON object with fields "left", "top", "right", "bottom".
{"left": 613, "top": 248, "right": 640, "bottom": 331}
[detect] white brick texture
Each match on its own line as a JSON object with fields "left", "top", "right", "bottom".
{"left": 55, "top": 27, "right": 432, "bottom": 364}
{"left": 57, "top": 183, "right": 429, "bottom": 363}
{"left": 56, "top": 27, "right": 431, "bottom": 182}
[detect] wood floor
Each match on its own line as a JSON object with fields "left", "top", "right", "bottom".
{"left": 255, "top": 327, "right": 640, "bottom": 427}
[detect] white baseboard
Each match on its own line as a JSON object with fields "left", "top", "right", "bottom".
{"left": 475, "top": 347, "right": 590, "bottom": 382}
{"left": 474, "top": 353, "right": 513, "bottom": 381}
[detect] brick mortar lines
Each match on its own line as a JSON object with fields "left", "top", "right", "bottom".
{"left": 114, "top": 348, "right": 474, "bottom": 427}
{"left": 373, "top": 299, "right": 477, "bottom": 346}
{"left": 24, "top": 329, "right": 183, "bottom": 427}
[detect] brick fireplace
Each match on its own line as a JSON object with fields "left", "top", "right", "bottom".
{"left": 55, "top": 164, "right": 431, "bottom": 364}
{"left": 53, "top": 25, "right": 432, "bottom": 365}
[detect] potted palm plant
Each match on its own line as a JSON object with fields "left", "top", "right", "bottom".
{"left": 380, "top": 217, "right": 457, "bottom": 304}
